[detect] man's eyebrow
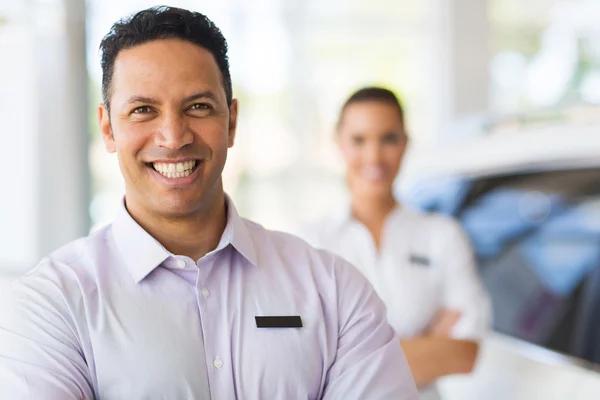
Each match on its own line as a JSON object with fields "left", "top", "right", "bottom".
{"left": 123, "top": 91, "right": 220, "bottom": 106}
{"left": 182, "top": 90, "right": 219, "bottom": 104}
{"left": 125, "top": 95, "right": 160, "bottom": 105}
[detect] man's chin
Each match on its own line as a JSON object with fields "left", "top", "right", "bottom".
{"left": 153, "top": 185, "right": 224, "bottom": 217}
{"left": 153, "top": 201, "right": 201, "bottom": 219}
{"left": 143, "top": 190, "right": 201, "bottom": 216}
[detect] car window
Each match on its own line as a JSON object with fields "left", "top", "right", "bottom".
{"left": 405, "top": 168, "right": 600, "bottom": 363}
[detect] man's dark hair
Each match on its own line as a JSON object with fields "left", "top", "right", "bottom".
{"left": 338, "top": 86, "right": 404, "bottom": 128}
{"left": 99, "top": 6, "right": 232, "bottom": 109}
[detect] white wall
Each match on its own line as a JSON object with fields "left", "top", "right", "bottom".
{"left": 0, "top": 2, "right": 40, "bottom": 273}
{"left": 0, "top": 0, "right": 89, "bottom": 276}
{"left": 427, "top": 0, "right": 490, "bottom": 139}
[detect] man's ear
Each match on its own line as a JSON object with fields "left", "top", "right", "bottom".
{"left": 227, "top": 99, "right": 238, "bottom": 148}
{"left": 98, "top": 104, "right": 116, "bottom": 153}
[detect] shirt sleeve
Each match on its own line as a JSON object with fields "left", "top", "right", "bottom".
{"left": 0, "top": 273, "right": 94, "bottom": 399}
{"left": 322, "top": 257, "right": 419, "bottom": 400}
{"left": 440, "top": 219, "right": 492, "bottom": 340}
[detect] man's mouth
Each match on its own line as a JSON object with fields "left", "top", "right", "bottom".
{"left": 150, "top": 160, "right": 199, "bottom": 179}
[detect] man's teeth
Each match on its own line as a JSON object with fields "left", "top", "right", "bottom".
{"left": 152, "top": 161, "right": 197, "bottom": 178}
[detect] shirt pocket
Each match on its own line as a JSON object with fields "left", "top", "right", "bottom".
{"left": 235, "top": 311, "right": 325, "bottom": 399}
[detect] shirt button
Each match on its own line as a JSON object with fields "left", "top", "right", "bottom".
{"left": 202, "top": 288, "right": 210, "bottom": 298}
{"left": 176, "top": 259, "right": 186, "bottom": 269}
{"left": 213, "top": 357, "right": 223, "bottom": 369}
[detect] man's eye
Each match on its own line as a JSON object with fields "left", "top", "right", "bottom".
{"left": 132, "top": 106, "right": 153, "bottom": 114}
{"left": 189, "top": 103, "right": 212, "bottom": 110}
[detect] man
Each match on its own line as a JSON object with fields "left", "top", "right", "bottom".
{"left": 0, "top": 6, "right": 418, "bottom": 399}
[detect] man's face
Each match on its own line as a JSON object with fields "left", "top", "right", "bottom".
{"left": 98, "top": 38, "right": 237, "bottom": 219}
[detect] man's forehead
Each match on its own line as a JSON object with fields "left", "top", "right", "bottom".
{"left": 114, "top": 39, "right": 219, "bottom": 76}
{"left": 110, "top": 39, "right": 225, "bottom": 102}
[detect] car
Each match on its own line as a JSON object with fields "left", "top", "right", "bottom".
{"left": 399, "top": 122, "right": 600, "bottom": 363}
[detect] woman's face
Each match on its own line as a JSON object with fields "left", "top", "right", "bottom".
{"left": 337, "top": 101, "right": 407, "bottom": 198}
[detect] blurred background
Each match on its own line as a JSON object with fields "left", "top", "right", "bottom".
{"left": 2, "top": 0, "right": 600, "bottom": 398}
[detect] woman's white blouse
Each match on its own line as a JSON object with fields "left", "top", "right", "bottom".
{"left": 301, "top": 206, "right": 491, "bottom": 340}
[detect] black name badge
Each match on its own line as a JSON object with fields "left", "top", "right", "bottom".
{"left": 255, "top": 316, "right": 303, "bottom": 328}
{"left": 410, "top": 254, "right": 431, "bottom": 267}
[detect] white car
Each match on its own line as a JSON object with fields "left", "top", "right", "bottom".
{"left": 399, "top": 122, "right": 600, "bottom": 364}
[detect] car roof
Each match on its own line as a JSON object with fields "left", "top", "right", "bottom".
{"left": 400, "top": 123, "right": 600, "bottom": 187}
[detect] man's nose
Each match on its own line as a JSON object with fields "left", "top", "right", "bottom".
{"left": 156, "top": 112, "right": 194, "bottom": 150}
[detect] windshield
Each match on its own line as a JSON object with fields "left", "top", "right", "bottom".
{"left": 405, "top": 168, "right": 600, "bottom": 363}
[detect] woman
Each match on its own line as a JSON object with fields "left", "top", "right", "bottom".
{"left": 301, "top": 87, "right": 491, "bottom": 399}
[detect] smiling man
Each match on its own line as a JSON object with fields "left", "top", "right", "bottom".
{"left": 0, "top": 6, "right": 418, "bottom": 400}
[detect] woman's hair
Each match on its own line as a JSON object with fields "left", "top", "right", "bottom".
{"left": 337, "top": 87, "right": 404, "bottom": 129}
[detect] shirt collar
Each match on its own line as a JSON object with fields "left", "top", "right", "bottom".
{"left": 222, "top": 194, "right": 259, "bottom": 267}
{"left": 111, "top": 195, "right": 259, "bottom": 284}
{"left": 111, "top": 201, "right": 171, "bottom": 284}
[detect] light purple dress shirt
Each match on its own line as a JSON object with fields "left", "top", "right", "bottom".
{"left": 0, "top": 198, "right": 418, "bottom": 399}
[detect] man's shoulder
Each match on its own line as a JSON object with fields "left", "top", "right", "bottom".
{"left": 14, "top": 225, "right": 113, "bottom": 288}
{"left": 241, "top": 217, "right": 352, "bottom": 272}
{"left": 241, "top": 218, "right": 301, "bottom": 245}
{"left": 243, "top": 217, "right": 332, "bottom": 253}
{"left": 51, "top": 224, "right": 113, "bottom": 264}
{"left": 240, "top": 219, "right": 377, "bottom": 316}
{"left": 294, "top": 214, "right": 345, "bottom": 250}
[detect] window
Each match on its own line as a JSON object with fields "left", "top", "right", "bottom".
{"left": 490, "top": 0, "right": 600, "bottom": 114}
